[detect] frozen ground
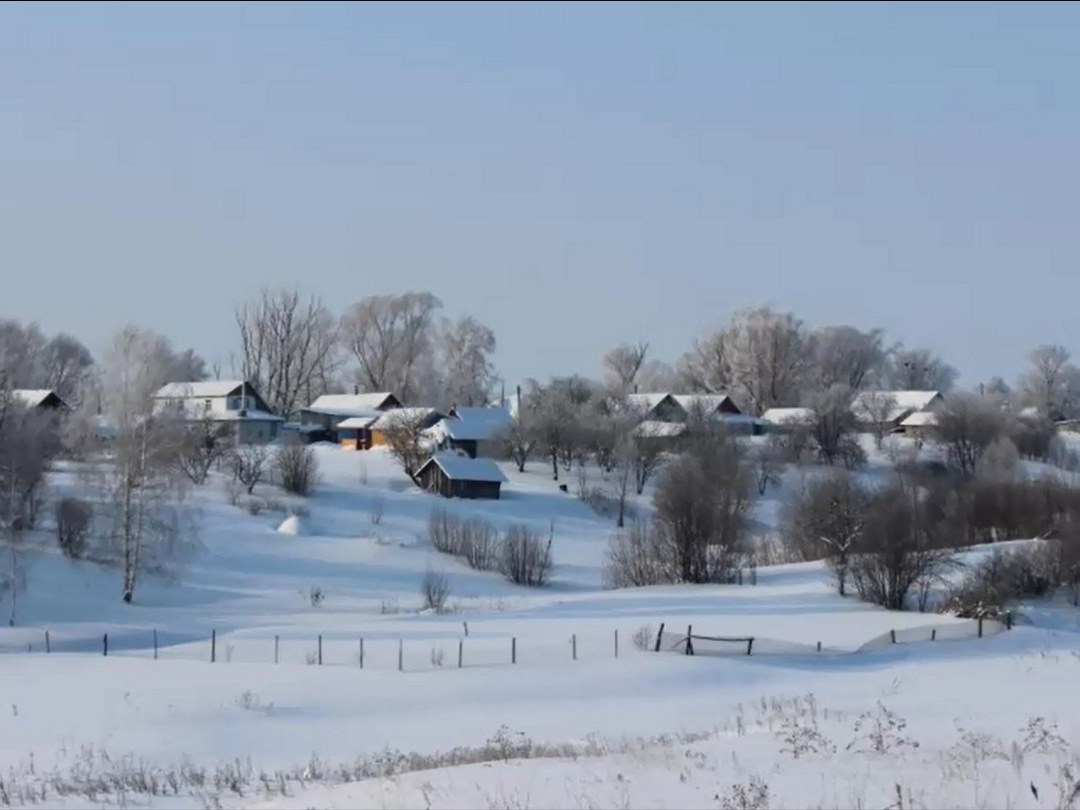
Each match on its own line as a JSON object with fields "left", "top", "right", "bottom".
{"left": 1, "top": 442, "right": 1079, "bottom": 808}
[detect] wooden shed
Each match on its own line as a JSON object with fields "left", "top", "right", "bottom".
{"left": 415, "top": 452, "right": 508, "bottom": 500}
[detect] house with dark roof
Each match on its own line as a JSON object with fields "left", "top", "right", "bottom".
{"left": 12, "top": 389, "right": 70, "bottom": 411}
{"left": 416, "top": 452, "right": 508, "bottom": 499}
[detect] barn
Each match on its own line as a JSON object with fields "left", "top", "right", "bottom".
{"left": 415, "top": 452, "right": 508, "bottom": 500}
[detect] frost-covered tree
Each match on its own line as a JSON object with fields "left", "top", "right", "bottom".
{"left": 1019, "top": 344, "right": 1080, "bottom": 421}
{"left": 438, "top": 315, "right": 498, "bottom": 407}
{"left": 883, "top": 347, "right": 957, "bottom": 392}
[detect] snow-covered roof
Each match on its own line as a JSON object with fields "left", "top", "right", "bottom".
{"left": 418, "top": 452, "right": 508, "bottom": 483}
{"left": 626, "top": 393, "right": 677, "bottom": 412}
{"left": 673, "top": 393, "right": 740, "bottom": 416}
{"left": 12, "top": 389, "right": 66, "bottom": 408}
{"left": 631, "top": 420, "right": 687, "bottom": 439}
{"left": 439, "top": 407, "right": 512, "bottom": 441}
{"left": 305, "top": 393, "right": 398, "bottom": 416}
{"left": 900, "top": 410, "right": 938, "bottom": 428}
{"left": 851, "top": 390, "right": 942, "bottom": 421}
{"left": 211, "top": 409, "right": 283, "bottom": 423}
{"left": 155, "top": 380, "right": 245, "bottom": 399}
{"left": 337, "top": 415, "right": 379, "bottom": 429}
{"left": 761, "top": 407, "right": 814, "bottom": 425}
{"left": 371, "top": 408, "right": 440, "bottom": 431}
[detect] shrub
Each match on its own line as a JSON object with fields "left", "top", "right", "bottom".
{"left": 632, "top": 624, "right": 655, "bottom": 651}
{"left": 230, "top": 444, "right": 270, "bottom": 494}
{"left": 943, "top": 545, "right": 1060, "bottom": 619}
{"left": 369, "top": 495, "right": 385, "bottom": 526}
{"left": 55, "top": 497, "right": 92, "bottom": 559}
{"left": 309, "top": 586, "right": 325, "bottom": 608}
{"left": 276, "top": 444, "right": 319, "bottom": 497}
{"left": 244, "top": 498, "right": 265, "bottom": 516}
{"left": 603, "top": 521, "right": 672, "bottom": 588}
{"left": 499, "top": 524, "right": 553, "bottom": 586}
{"left": 421, "top": 568, "right": 451, "bottom": 612}
{"left": 428, "top": 508, "right": 499, "bottom": 571}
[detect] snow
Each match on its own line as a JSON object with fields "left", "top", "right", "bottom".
{"left": 418, "top": 451, "right": 508, "bottom": 482}
{"left": 761, "top": 406, "right": 813, "bottom": 424}
{"left": 11, "top": 388, "right": 60, "bottom": 407}
{"left": 304, "top": 393, "right": 397, "bottom": 416}
{"left": 276, "top": 515, "right": 306, "bottom": 536}
{"left": 673, "top": 393, "right": 739, "bottom": 414}
{"left": 433, "top": 407, "right": 512, "bottom": 441}
{"left": 632, "top": 420, "right": 687, "bottom": 438}
{"left": 371, "top": 408, "right": 442, "bottom": 430}
{"left": 900, "top": 410, "right": 939, "bottom": 428}
{"left": 335, "top": 415, "right": 378, "bottom": 429}
{"left": 3, "top": 440, "right": 1080, "bottom": 808}
{"left": 155, "top": 380, "right": 247, "bottom": 399}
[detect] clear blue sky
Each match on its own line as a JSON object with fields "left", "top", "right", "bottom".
{"left": 2, "top": 2, "right": 1078, "bottom": 387}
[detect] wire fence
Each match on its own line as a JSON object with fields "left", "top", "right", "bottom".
{"left": 0, "top": 614, "right": 1013, "bottom": 673}
{"left": 659, "top": 614, "right": 1012, "bottom": 658}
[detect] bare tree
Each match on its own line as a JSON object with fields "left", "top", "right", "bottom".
{"left": 679, "top": 307, "right": 811, "bottom": 414}
{"left": 808, "top": 385, "right": 864, "bottom": 468}
{"left": 235, "top": 288, "right": 338, "bottom": 417}
{"left": 883, "top": 347, "right": 957, "bottom": 392}
{"left": 175, "top": 412, "right": 233, "bottom": 485}
{"left": 808, "top": 326, "right": 887, "bottom": 392}
{"left": 503, "top": 413, "right": 537, "bottom": 472}
{"left": 529, "top": 381, "right": 577, "bottom": 481}
{"left": 652, "top": 428, "right": 755, "bottom": 583}
{"left": 781, "top": 471, "right": 870, "bottom": 596}
{"left": 677, "top": 329, "right": 730, "bottom": 394}
{"left": 41, "top": 333, "right": 95, "bottom": 404}
{"left": 339, "top": 292, "right": 442, "bottom": 403}
{"left": 1019, "top": 344, "right": 1080, "bottom": 421}
{"left": 0, "top": 320, "right": 47, "bottom": 390}
{"left": 99, "top": 325, "right": 207, "bottom": 423}
{"left": 636, "top": 359, "right": 679, "bottom": 393}
{"left": 851, "top": 479, "right": 956, "bottom": 611}
{"left": 612, "top": 433, "right": 637, "bottom": 528}
{"left": 379, "top": 410, "right": 432, "bottom": 479}
{"left": 231, "top": 444, "right": 270, "bottom": 494}
{"left": 438, "top": 315, "right": 497, "bottom": 407}
{"left": 747, "top": 442, "right": 782, "bottom": 496}
{"left": 933, "top": 392, "right": 1007, "bottom": 475}
{"left": 602, "top": 342, "right": 649, "bottom": 393}
{"left": 853, "top": 391, "right": 898, "bottom": 448}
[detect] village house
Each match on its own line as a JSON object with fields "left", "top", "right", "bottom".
{"left": 12, "top": 389, "right": 70, "bottom": 411}
{"left": 427, "top": 405, "right": 512, "bottom": 459}
{"left": 415, "top": 451, "right": 507, "bottom": 500}
{"left": 851, "top": 390, "right": 944, "bottom": 434}
{"left": 337, "top": 407, "right": 444, "bottom": 451}
{"left": 153, "top": 380, "right": 283, "bottom": 444}
{"left": 297, "top": 391, "right": 402, "bottom": 443}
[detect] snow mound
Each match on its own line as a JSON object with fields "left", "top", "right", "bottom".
{"left": 276, "top": 515, "right": 306, "bottom": 536}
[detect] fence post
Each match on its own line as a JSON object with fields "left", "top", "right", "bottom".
{"left": 359, "top": 638, "right": 364, "bottom": 670}
{"left": 458, "top": 638, "right": 463, "bottom": 669}
{"left": 931, "top": 628, "right": 937, "bottom": 641}
{"left": 654, "top": 623, "right": 665, "bottom": 653}
{"left": 398, "top": 639, "right": 403, "bottom": 672}
{"left": 614, "top": 629, "right": 619, "bottom": 659}
{"left": 890, "top": 629, "right": 896, "bottom": 644}
{"left": 463, "top": 621, "right": 469, "bottom": 638}
{"left": 512, "top": 637, "right": 517, "bottom": 665}
{"left": 746, "top": 637, "right": 754, "bottom": 656}
{"left": 274, "top": 635, "right": 280, "bottom": 664}
{"left": 685, "top": 625, "right": 693, "bottom": 656}
{"left": 318, "top": 635, "right": 323, "bottom": 666}
{"left": 572, "top": 634, "right": 577, "bottom": 661}
{"left": 1006, "top": 611, "right": 1013, "bottom": 630}
{"left": 45, "top": 631, "right": 50, "bottom": 654}
{"left": 153, "top": 629, "right": 158, "bottom": 660}
{"left": 211, "top": 629, "right": 216, "bottom": 663}
{"left": 103, "top": 633, "right": 108, "bottom": 657}
{"left": 816, "top": 640, "right": 821, "bottom": 653}
{"left": 978, "top": 617, "right": 984, "bottom": 638}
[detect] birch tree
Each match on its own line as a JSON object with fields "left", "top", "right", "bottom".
{"left": 1019, "top": 344, "right": 1080, "bottom": 420}
{"left": 602, "top": 342, "right": 649, "bottom": 393}
{"left": 884, "top": 347, "right": 958, "bottom": 392}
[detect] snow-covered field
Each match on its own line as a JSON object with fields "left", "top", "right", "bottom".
{"left": 3, "top": 443, "right": 1080, "bottom": 809}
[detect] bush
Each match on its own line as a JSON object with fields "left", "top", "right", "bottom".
{"left": 499, "top": 524, "right": 553, "bottom": 586}
{"left": 244, "top": 498, "right": 265, "bottom": 516}
{"left": 428, "top": 508, "right": 499, "bottom": 571}
{"left": 55, "top": 497, "right": 92, "bottom": 559}
{"left": 943, "top": 545, "right": 1061, "bottom": 619}
{"left": 603, "top": 521, "right": 672, "bottom": 588}
{"left": 421, "top": 568, "right": 451, "bottom": 612}
{"left": 276, "top": 444, "right": 319, "bottom": 497}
